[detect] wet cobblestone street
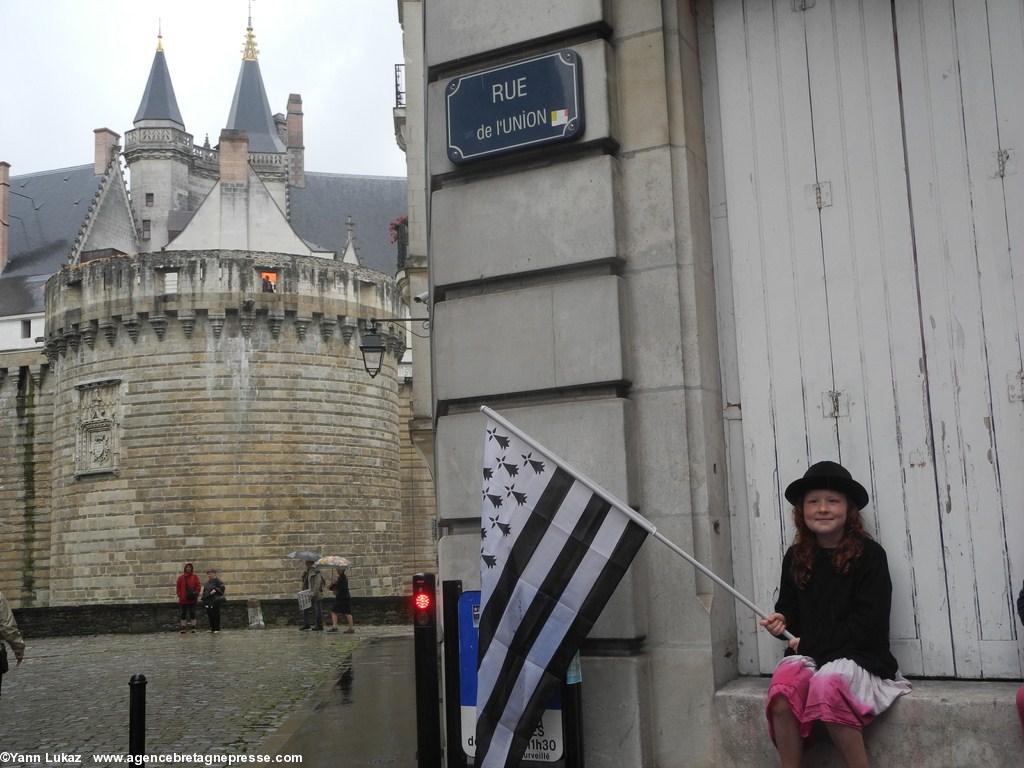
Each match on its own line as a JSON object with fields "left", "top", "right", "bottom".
{"left": 0, "top": 626, "right": 412, "bottom": 765}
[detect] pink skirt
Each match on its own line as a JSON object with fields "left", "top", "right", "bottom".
{"left": 766, "top": 655, "right": 911, "bottom": 741}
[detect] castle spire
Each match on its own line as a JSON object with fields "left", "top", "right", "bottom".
{"left": 242, "top": 3, "right": 259, "bottom": 61}
{"left": 225, "top": 12, "right": 285, "bottom": 154}
{"left": 157, "top": 19, "right": 163, "bottom": 52}
{"left": 134, "top": 28, "right": 184, "bottom": 129}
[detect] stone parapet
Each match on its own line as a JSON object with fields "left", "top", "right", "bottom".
{"left": 44, "top": 250, "right": 405, "bottom": 355}
{"left": 125, "top": 128, "right": 289, "bottom": 184}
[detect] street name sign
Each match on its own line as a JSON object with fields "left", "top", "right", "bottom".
{"left": 446, "top": 50, "right": 584, "bottom": 164}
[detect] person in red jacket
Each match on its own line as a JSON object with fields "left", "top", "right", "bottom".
{"left": 176, "top": 563, "right": 202, "bottom": 634}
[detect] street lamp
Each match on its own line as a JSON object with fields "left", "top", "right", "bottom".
{"left": 358, "top": 317, "right": 428, "bottom": 379}
{"left": 359, "top": 326, "right": 387, "bottom": 378}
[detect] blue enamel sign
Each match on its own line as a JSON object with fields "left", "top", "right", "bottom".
{"left": 458, "top": 591, "right": 563, "bottom": 762}
{"left": 446, "top": 50, "right": 584, "bottom": 164}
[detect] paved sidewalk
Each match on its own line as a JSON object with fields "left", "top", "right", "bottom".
{"left": 0, "top": 626, "right": 411, "bottom": 764}
{"left": 262, "top": 635, "right": 417, "bottom": 767}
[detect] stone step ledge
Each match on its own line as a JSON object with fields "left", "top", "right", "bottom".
{"left": 715, "top": 676, "right": 1023, "bottom": 767}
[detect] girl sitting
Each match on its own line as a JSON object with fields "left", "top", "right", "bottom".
{"left": 759, "top": 461, "right": 910, "bottom": 768}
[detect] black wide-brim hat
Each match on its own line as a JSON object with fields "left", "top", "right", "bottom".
{"left": 784, "top": 461, "right": 869, "bottom": 510}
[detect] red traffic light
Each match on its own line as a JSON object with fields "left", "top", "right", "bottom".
{"left": 414, "top": 591, "right": 432, "bottom": 611}
{"left": 411, "top": 573, "right": 436, "bottom": 629}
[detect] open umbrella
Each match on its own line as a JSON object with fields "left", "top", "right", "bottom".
{"left": 286, "top": 550, "right": 322, "bottom": 562}
{"left": 316, "top": 555, "right": 351, "bottom": 568}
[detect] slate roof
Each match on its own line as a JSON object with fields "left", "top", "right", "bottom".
{"left": 289, "top": 173, "right": 407, "bottom": 275}
{"left": 134, "top": 49, "right": 185, "bottom": 127}
{"left": 0, "top": 167, "right": 407, "bottom": 318}
{"left": 1, "top": 165, "right": 100, "bottom": 316}
{"left": 226, "top": 59, "right": 287, "bottom": 154}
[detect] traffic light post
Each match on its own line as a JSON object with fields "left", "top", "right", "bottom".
{"left": 413, "top": 573, "right": 442, "bottom": 768}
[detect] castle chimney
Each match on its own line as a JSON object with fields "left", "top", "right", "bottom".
{"left": 93, "top": 128, "right": 121, "bottom": 174}
{"left": 218, "top": 129, "right": 250, "bottom": 186}
{"left": 286, "top": 93, "right": 305, "bottom": 188}
{"left": 0, "top": 162, "right": 9, "bottom": 274}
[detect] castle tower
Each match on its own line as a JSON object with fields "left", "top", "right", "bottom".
{"left": 123, "top": 31, "right": 198, "bottom": 250}
{"left": 42, "top": 252, "right": 410, "bottom": 604}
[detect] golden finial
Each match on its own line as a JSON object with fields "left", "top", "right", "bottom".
{"left": 242, "top": 1, "right": 258, "bottom": 61}
{"left": 157, "top": 19, "right": 163, "bottom": 52}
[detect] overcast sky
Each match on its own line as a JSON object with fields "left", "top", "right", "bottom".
{"left": 0, "top": 0, "right": 408, "bottom": 178}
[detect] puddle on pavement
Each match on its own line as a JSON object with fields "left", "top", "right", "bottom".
{"left": 335, "top": 652, "right": 354, "bottom": 704}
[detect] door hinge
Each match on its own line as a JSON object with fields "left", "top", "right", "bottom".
{"left": 808, "top": 181, "right": 832, "bottom": 210}
{"left": 823, "top": 390, "right": 850, "bottom": 418}
{"left": 996, "top": 148, "right": 1012, "bottom": 178}
{"left": 792, "top": 0, "right": 816, "bottom": 10}
{"left": 1009, "top": 371, "right": 1024, "bottom": 402}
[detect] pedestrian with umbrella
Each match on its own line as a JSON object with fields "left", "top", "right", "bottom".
{"left": 289, "top": 551, "right": 325, "bottom": 631}
{"left": 319, "top": 556, "right": 354, "bottom": 633}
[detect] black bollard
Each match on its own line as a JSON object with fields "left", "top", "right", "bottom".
{"left": 129, "top": 673, "right": 147, "bottom": 756}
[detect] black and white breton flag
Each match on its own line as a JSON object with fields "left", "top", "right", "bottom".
{"left": 475, "top": 408, "right": 653, "bottom": 768}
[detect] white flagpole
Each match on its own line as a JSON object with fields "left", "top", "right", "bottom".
{"left": 481, "top": 406, "right": 795, "bottom": 642}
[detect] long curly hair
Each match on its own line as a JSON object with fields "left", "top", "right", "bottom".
{"left": 789, "top": 493, "right": 871, "bottom": 588}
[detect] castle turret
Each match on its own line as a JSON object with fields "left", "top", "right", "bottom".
{"left": 132, "top": 31, "right": 184, "bottom": 130}
{"left": 123, "top": 31, "right": 200, "bottom": 250}
{"left": 225, "top": 18, "right": 289, "bottom": 208}
{"left": 227, "top": 20, "right": 287, "bottom": 154}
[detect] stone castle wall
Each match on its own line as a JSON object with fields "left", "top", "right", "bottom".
{"left": 0, "top": 356, "right": 53, "bottom": 607}
{"left": 398, "top": 381, "right": 436, "bottom": 584}
{"left": 32, "top": 250, "right": 421, "bottom": 606}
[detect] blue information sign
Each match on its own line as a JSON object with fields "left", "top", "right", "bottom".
{"left": 457, "top": 591, "right": 563, "bottom": 762}
{"left": 446, "top": 49, "right": 584, "bottom": 165}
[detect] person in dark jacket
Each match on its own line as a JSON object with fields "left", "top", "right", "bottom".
{"left": 759, "top": 462, "right": 910, "bottom": 768}
{"left": 1017, "top": 580, "right": 1024, "bottom": 733}
{"left": 0, "top": 590, "right": 25, "bottom": 697}
{"left": 176, "top": 563, "right": 202, "bottom": 634}
{"left": 201, "top": 568, "right": 227, "bottom": 633}
{"left": 327, "top": 566, "right": 354, "bottom": 633}
{"left": 300, "top": 560, "right": 325, "bottom": 631}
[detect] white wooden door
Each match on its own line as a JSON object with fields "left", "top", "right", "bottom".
{"left": 892, "top": 0, "right": 1024, "bottom": 678}
{"left": 711, "top": 0, "right": 1024, "bottom": 678}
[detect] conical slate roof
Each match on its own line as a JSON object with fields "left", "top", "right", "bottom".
{"left": 134, "top": 46, "right": 184, "bottom": 128}
{"left": 226, "top": 45, "right": 286, "bottom": 154}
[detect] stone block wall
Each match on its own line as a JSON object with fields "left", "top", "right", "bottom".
{"left": 0, "top": 355, "right": 53, "bottom": 607}
{"left": 25, "top": 250, "right": 427, "bottom": 608}
{"left": 398, "top": 382, "right": 436, "bottom": 585}
{"left": 423, "top": 2, "right": 730, "bottom": 764}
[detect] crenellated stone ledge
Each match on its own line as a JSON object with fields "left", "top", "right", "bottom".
{"left": 43, "top": 251, "right": 410, "bottom": 368}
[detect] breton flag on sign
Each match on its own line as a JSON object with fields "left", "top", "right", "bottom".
{"left": 475, "top": 407, "right": 655, "bottom": 768}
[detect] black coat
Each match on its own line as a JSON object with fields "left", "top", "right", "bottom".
{"left": 774, "top": 538, "right": 899, "bottom": 679}
{"left": 202, "top": 577, "right": 226, "bottom": 606}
